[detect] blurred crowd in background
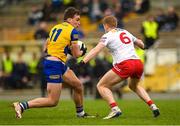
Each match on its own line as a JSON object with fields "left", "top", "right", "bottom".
{"left": 26, "top": 0, "right": 179, "bottom": 45}
{"left": 0, "top": 0, "right": 179, "bottom": 40}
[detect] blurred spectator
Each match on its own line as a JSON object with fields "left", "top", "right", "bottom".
{"left": 2, "top": 52, "right": 13, "bottom": 77}
{"left": 28, "top": 52, "right": 39, "bottom": 87}
{"left": 155, "top": 8, "right": 167, "bottom": 31}
{"left": 37, "top": 56, "right": 47, "bottom": 97}
{"left": 1, "top": 52, "right": 14, "bottom": 89}
{"left": 99, "top": 0, "right": 109, "bottom": 13}
{"left": 104, "top": 8, "right": 113, "bottom": 16}
{"left": 12, "top": 52, "right": 30, "bottom": 89}
{"left": 63, "top": 0, "right": 76, "bottom": 9}
{"left": 89, "top": 0, "right": 103, "bottom": 22}
{"left": 114, "top": 3, "right": 124, "bottom": 28}
{"left": 34, "top": 21, "right": 49, "bottom": 40}
{"left": 93, "top": 57, "right": 110, "bottom": 99}
{"left": 51, "top": 0, "right": 63, "bottom": 13}
{"left": 163, "top": 6, "right": 179, "bottom": 31}
{"left": 135, "top": 0, "right": 150, "bottom": 14}
{"left": 78, "top": 61, "right": 93, "bottom": 97}
{"left": 79, "top": 0, "right": 90, "bottom": 17}
{"left": 42, "top": 0, "right": 54, "bottom": 22}
{"left": 0, "top": 0, "right": 22, "bottom": 8}
{"left": 28, "top": 5, "right": 43, "bottom": 25}
{"left": 0, "top": 0, "right": 6, "bottom": 8}
{"left": 135, "top": 46, "right": 145, "bottom": 63}
{"left": 0, "top": 69, "right": 3, "bottom": 89}
{"left": 121, "top": 0, "right": 134, "bottom": 15}
{"left": 141, "top": 15, "right": 159, "bottom": 49}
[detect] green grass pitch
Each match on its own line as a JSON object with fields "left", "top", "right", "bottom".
{"left": 0, "top": 99, "right": 180, "bottom": 125}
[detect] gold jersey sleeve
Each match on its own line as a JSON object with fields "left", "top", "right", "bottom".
{"left": 47, "top": 22, "right": 78, "bottom": 62}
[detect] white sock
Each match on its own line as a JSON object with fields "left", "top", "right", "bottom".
{"left": 111, "top": 106, "right": 121, "bottom": 112}
{"left": 150, "top": 104, "right": 158, "bottom": 110}
{"left": 77, "top": 110, "right": 85, "bottom": 116}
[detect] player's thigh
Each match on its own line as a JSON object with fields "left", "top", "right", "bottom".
{"left": 97, "top": 70, "right": 124, "bottom": 88}
{"left": 47, "top": 83, "right": 62, "bottom": 100}
{"left": 62, "top": 69, "right": 81, "bottom": 88}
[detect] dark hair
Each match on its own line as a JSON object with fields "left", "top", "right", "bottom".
{"left": 64, "top": 7, "right": 80, "bottom": 21}
{"left": 102, "top": 15, "right": 117, "bottom": 28}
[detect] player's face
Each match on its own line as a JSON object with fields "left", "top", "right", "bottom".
{"left": 70, "top": 14, "right": 80, "bottom": 28}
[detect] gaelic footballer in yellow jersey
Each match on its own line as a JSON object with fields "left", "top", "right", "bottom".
{"left": 47, "top": 22, "right": 79, "bottom": 63}
{"left": 12, "top": 7, "right": 94, "bottom": 120}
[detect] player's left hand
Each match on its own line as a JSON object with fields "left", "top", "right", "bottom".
{"left": 78, "top": 60, "right": 85, "bottom": 66}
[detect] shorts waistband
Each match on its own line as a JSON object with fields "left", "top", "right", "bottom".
{"left": 45, "top": 55, "right": 65, "bottom": 64}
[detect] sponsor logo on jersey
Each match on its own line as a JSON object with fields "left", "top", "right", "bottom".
{"left": 73, "top": 34, "right": 78, "bottom": 39}
{"left": 49, "top": 75, "right": 60, "bottom": 79}
{"left": 100, "top": 37, "right": 107, "bottom": 43}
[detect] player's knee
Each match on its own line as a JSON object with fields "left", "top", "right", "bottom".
{"left": 49, "top": 99, "right": 59, "bottom": 107}
{"left": 97, "top": 83, "right": 103, "bottom": 91}
{"left": 97, "top": 83, "right": 110, "bottom": 90}
{"left": 74, "top": 81, "right": 83, "bottom": 92}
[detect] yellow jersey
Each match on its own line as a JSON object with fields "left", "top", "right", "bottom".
{"left": 47, "top": 22, "right": 78, "bottom": 62}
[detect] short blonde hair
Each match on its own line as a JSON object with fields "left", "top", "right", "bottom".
{"left": 102, "top": 15, "right": 117, "bottom": 28}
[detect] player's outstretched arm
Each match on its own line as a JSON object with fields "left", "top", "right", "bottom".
{"left": 134, "top": 39, "right": 145, "bottom": 50}
{"left": 83, "top": 42, "right": 105, "bottom": 63}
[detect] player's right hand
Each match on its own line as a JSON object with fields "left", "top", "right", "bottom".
{"left": 67, "top": 47, "right": 72, "bottom": 55}
{"left": 80, "top": 44, "right": 87, "bottom": 56}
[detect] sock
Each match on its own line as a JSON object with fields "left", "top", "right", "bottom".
{"left": 19, "top": 101, "right": 29, "bottom": 112}
{"left": 147, "top": 100, "right": 154, "bottom": 106}
{"left": 76, "top": 106, "right": 85, "bottom": 116}
{"left": 110, "top": 102, "right": 120, "bottom": 112}
{"left": 110, "top": 102, "right": 117, "bottom": 108}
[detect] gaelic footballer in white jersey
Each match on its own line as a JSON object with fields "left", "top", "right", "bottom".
{"left": 81, "top": 15, "right": 160, "bottom": 119}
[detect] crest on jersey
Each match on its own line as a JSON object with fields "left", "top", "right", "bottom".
{"left": 73, "top": 34, "right": 78, "bottom": 39}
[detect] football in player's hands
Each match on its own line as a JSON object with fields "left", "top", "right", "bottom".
{"left": 78, "top": 41, "right": 87, "bottom": 56}
{"left": 68, "top": 41, "right": 87, "bottom": 56}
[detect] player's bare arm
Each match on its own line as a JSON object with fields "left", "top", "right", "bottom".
{"left": 134, "top": 39, "right": 145, "bottom": 50}
{"left": 71, "top": 42, "right": 82, "bottom": 58}
{"left": 83, "top": 42, "right": 105, "bottom": 63}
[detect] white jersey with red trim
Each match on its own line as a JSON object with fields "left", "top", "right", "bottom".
{"left": 100, "top": 28, "right": 139, "bottom": 65}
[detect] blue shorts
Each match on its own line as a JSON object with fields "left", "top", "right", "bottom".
{"left": 43, "top": 59, "right": 68, "bottom": 83}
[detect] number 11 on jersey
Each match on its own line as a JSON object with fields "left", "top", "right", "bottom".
{"left": 50, "top": 28, "right": 62, "bottom": 42}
